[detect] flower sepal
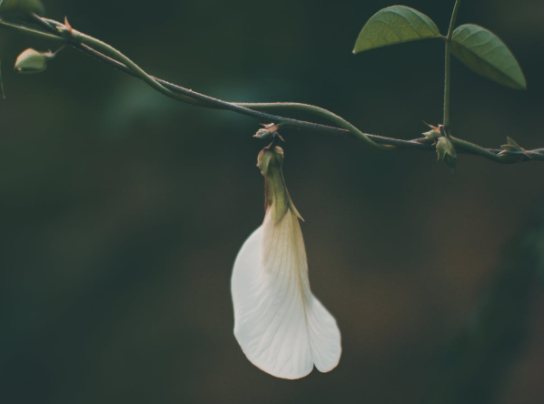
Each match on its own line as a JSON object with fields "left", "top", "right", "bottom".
{"left": 257, "top": 144, "right": 302, "bottom": 224}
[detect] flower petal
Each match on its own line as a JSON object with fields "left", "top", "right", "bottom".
{"left": 231, "top": 210, "right": 341, "bottom": 379}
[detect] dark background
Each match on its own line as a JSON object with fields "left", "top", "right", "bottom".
{"left": 0, "top": 0, "right": 542, "bottom": 403}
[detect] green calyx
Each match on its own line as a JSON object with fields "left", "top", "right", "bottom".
{"left": 436, "top": 136, "right": 457, "bottom": 171}
{"left": 257, "top": 145, "right": 303, "bottom": 224}
{"left": 424, "top": 123, "right": 457, "bottom": 171}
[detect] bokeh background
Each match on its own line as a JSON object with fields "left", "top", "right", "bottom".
{"left": 0, "top": 0, "right": 542, "bottom": 403}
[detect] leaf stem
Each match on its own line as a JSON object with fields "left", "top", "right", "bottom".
{"left": 443, "top": 0, "right": 462, "bottom": 134}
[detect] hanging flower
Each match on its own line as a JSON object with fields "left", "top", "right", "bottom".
{"left": 231, "top": 144, "right": 341, "bottom": 379}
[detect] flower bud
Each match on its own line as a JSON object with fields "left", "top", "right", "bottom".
{"left": 436, "top": 136, "right": 457, "bottom": 171}
{"left": 499, "top": 136, "right": 529, "bottom": 157}
{"left": 254, "top": 123, "right": 280, "bottom": 140}
{"left": 423, "top": 128, "right": 440, "bottom": 138}
{"left": 422, "top": 122, "right": 441, "bottom": 139}
{"left": 14, "top": 48, "right": 52, "bottom": 74}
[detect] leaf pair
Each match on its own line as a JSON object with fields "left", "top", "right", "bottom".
{"left": 353, "top": 6, "right": 526, "bottom": 90}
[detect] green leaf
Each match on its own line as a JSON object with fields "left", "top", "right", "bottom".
{"left": 353, "top": 6, "right": 441, "bottom": 54}
{"left": 450, "top": 24, "right": 526, "bottom": 90}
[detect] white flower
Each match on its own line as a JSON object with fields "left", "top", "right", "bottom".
{"left": 231, "top": 145, "right": 341, "bottom": 379}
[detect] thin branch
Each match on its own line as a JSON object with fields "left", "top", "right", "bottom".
{"left": 0, "top": 16, "right": 541, "bottom": 164}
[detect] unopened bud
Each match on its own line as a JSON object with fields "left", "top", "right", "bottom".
{"left": 254, "top": 123, "right": 280, "bottom": 140}
{"left": 422, "top": 122, "right": 441, "bottom": 139}
{"left": 423, "top": 129, "right": 440, "bottom": 138}
{"left": 14, "top": 48, "right": 52, "bottom": 74}
{"left": 436, "top": 136, "right": 457, "bottom": 171}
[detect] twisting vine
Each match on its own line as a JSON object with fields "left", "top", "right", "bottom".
{"left": 0, "top": 0, "right": 542, "bottom": 165}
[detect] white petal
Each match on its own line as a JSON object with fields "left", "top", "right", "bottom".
{"left": 231, "top": 210, "right": 341, "bottom": 379}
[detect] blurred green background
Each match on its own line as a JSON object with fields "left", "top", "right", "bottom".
{"left": 0, "top": 0, "right": 542, "bottom": 403}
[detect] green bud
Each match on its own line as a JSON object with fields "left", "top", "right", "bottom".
{"left": 255, "top": 128, "right": 273, "bottom": 139}
{"left": 423, "top": 129, "right": 440, "bottom": 138}
{"left": 0, "top": 0, "right": 45, "bottom": 20}
{"left": 422, "top": 122, "right": 441, "bottom": 139}
{"left": 499, "top": 136, "right": 529, "bottom": 157}
{"left": 257, "top": 145, "right": 302, "bottom": 224}
{"left": 14, "top": 48, "right": 52, "bottom": 74}
{"left": 254, "top": 123, "right": 280, "bottom": 140}
{"left": 436, "top": 136, "right": 457, "bottom": 171}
